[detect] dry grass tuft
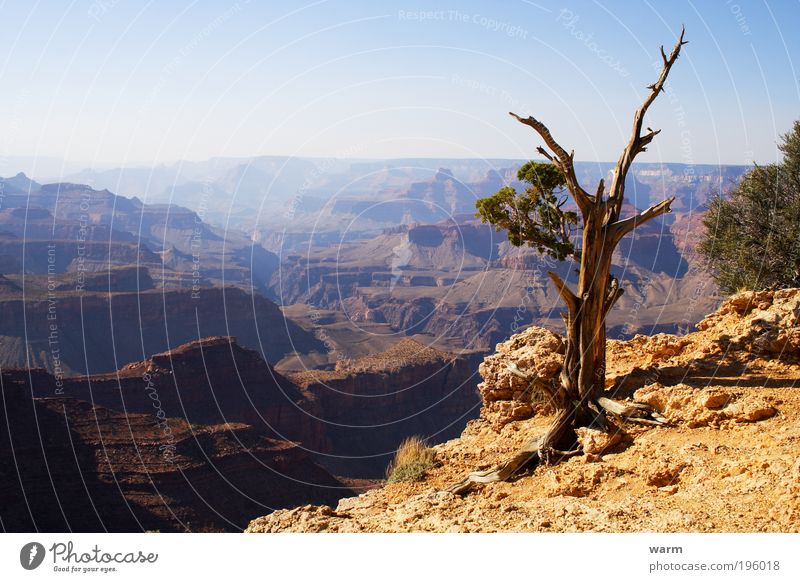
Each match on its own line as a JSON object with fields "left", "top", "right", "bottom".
{"left": 386, "top": 436, "right": 436, "bottom": 483}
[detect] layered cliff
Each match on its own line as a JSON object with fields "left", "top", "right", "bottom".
{"left": 0, "top": 286, "right": 323, "bottom": 374}
{"left": 0, "top": 178, "right": 281, "bottom": 292}
{"left": 270, "top": 216, "right": 719, "bottom": 350}
{"left": 288, "top": 338, "right": 480, "bottom": 477}
{"left": 41, "top": 336, "right": 328, "bottom": 450}
{"left": 0, "top": 380, "right": 349, "bottom": 532}
{"left": 1, "top": 330, "right": 483, "bottom": 531}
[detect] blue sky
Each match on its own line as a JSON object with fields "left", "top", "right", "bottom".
{"left": 0, "top": 0, "right": 798, "bottom": 167}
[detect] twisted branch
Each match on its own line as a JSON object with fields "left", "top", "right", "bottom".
{"left": 547, "top": 271, "right": 579, "bottom": 314}
{"left": 609, "top": 196, "right": 676, "bottom": 243}
{"left": 510, "top": 112, "right": 593, "bottom": 216}
{"left": 608, "top": 26, "right": 687, "bottom": 220}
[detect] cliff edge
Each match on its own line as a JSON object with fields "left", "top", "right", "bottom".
{"left": 246, "top": 289, "right": 800, "bottom": 532}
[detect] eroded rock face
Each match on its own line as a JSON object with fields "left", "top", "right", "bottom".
{"left": 1, "top": 332, "right": 484, "bottom": 531}
{"left": 575, "top": 427, "right": 623, "bottom": 456}
{"left": 244, "top": 289, "right": 800, "bottom": 534}
{"left": 288, "top": 338, "right": 480, "bottom": 477}
{"left": 476, "top": 289, "right": 800, "bottom": 429}
{"left": 697, "top": 289, "right": 800, "bottom": 359}
{"left": 476, "top": 326, "right": 564, "bottom": 429}
{"left": 9, "top": 336, "right": 329, "bottom": 452}
{"left": 0, "top": 381, "right": 349, "bottom": 532}
{"left": 0, "top": 286, "right": 323, "bottom": 375}
{"left": 634, "top": 383, "right": 777, "bottom": 427}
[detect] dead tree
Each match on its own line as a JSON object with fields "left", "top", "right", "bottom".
{"left": 451, "top": 29, "right": 686, "bottom": 494}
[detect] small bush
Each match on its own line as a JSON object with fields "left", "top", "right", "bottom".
{"left": 698, "top": 120, "right": 800, "bottom": 294}
{"left": 386, "top": 436, "right": 436, "bottom": 484}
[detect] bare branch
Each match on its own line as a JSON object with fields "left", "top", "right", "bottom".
{"left": 609, "top": 196, "right": 676, "bottom": 242}
{"left": 596, "top": 397, "right": 668, "bottom": 425}
{"left": 608, "top": 27, "right": 687, "bottom": 213}
{"left": 547, "top": 271, "right": 579, "bottom": 314}
{"left": 510, "top": 112, "right": 593, "bottom": 215}
{"left": 535, "top": 146, "right": 554, "bottom": 161}
{"left": 638, "top": 127, "right": 661, "bottom": 153}
{"left": 595, "top": 178, "right": 605, "bottom": 201}
{"left": 604, "top": 276, "right": 624, "bottom": 314}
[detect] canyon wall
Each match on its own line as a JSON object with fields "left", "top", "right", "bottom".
{"left": 0, "top": 378, "right": 349, "bottom": 532}
{"left": 0, "top": 286, "right": 323, "bottom": 375}
{"left": 289, "top": 338, "right": 481, "bottom": 477}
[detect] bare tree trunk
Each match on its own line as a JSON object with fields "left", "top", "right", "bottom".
{"left": 539, "top": 202, "right": 617, "bottom": 454}
{"left": 447, "top": 28, "right": 686, "bottom": 495}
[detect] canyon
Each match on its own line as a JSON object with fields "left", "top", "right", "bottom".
{"left": 0, "top": 285, "right": 322, "bottom": 375}
{"left": 0, "top": 159, "right": 757, "bottom": 533}
{"left": 0, "top": 376, "right": 348, "bottom": 532}
{"left": 0, "top": 334, "right": 478, "bottom": 531}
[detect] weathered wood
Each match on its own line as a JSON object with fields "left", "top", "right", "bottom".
{"left": 547, "top": 271, "right": 579, "bottom": 314}
{"left": 509, "top": 112, "right": 593, "bottom": 216}
{"left": 608, "top": 26, "right": 688, "bottom": 211}
{"left": 448, "top": 408, "right": 575, "bottom": 495}
{"left": 610, "top": 197, "right": 676, "bottom": 242}
{"left": 596, "top": 396, "right": 642, "bottom": 417}
{"left": 445, "top": 30, "right": 686, "bottom": 494}
{"left": 596, "top": 396, "right": 668, "bottom": 424}
{"left": 447, "top": 435, "right": 542, "bottom": 495}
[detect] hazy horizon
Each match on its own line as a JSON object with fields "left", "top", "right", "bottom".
{"left": 0, "top": 152, "right": 752, "bottom": 184}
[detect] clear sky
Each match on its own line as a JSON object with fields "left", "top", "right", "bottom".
{"left": 0, "top": 0, "right": 798, "bottom": 168}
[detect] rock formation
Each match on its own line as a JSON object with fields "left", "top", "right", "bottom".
{"left": 271, "top": 213, "right": 722, "bottom": 351}
{"left": 287, "top": 338, "right": 480, "bottom": 477}
{"left": 479, "top": 288, "right": 800, "bottom": 429}
{"left": 38, "top": 336, "right": 328, "bottom": 450}
{"left": 476, "top": 326, "right": 564, "bottom": 429}
{"left": 0, "top": 380, "right": 349, "bottom": 532}
{"left": 0, "top": 286, "right": 323, "bottom": 374}
{"left": 1, "top": 331, "right": 482, "bottom": 531}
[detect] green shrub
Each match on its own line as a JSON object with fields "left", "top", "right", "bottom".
{"left": 699, "top": 120, "right": 800, "bottom": 293}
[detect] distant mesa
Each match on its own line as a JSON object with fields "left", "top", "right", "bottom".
{"left": 0, "top": 285, "right": 322, "bottom": 375}
{"left": 407, "top": 224, "right": 444, "bottom": 247}
{"left": 434, "top": 167, "right": 454, "bottom": 181}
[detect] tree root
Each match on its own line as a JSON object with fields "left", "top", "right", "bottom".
{"left": 446, "top": 398, "right": 666, "bottom": 495}
{"left": 446, "top": 435, "right": 542, "bottom": 495}
{"left": 596, "top": 396, "right": 668, "bottom": 425}
{"left": 447, "top": 408, "right": 573, "bottom": 495}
